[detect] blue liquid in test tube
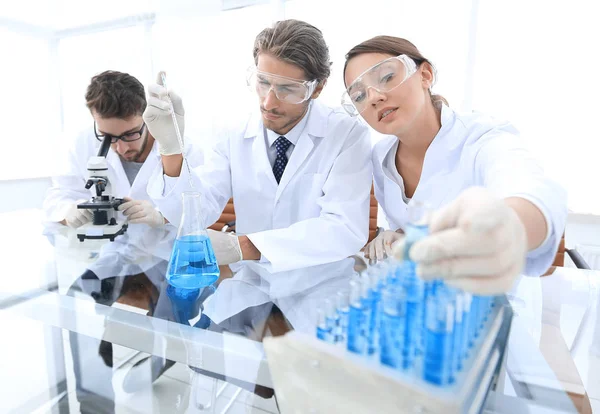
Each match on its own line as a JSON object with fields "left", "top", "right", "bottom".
{"left": 367, "top": 269, "right": 383, "bottom": 357}
{"left": 380, "top": 283, "right": 406, "bottom": 368}
{"left": 423, "top": 287, "right": 456, "bottom": 386}
{"left": 316, "top": 307, "right": 333, "bottom": 343}
{"left": 347, "top": 278, "right": 371, "bottom": 355}
{"left": 324, "top": 299, "right": 340, "bottom": 344}
{"left": 335, "top": 291, "right": 350, "bottom": 346}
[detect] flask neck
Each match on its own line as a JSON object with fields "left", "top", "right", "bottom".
{"left": 178, "top": 191, "right": 206, "bottom": 238}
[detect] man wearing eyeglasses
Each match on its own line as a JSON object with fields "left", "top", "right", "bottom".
{"left": 145, "top": 20, "right": 372, "bottom": 334}
{"left": 43, "top": 70, "right": 202, "bottom": 231}
{"left": 42, "top": 70, "right": 208, "bottom": 413}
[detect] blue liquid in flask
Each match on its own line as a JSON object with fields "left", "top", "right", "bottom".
{"left": 167, "top": 234, "right": 220, "bottom": 289}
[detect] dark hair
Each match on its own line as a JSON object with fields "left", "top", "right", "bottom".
{"left": 343, "top": 35, "right": 448, "bottom": 106}
{"left": 253, "top": 19, "right": 331, "bottom": 83}
{"left": 85, "top": 70, "right": 146, "bottom": 118}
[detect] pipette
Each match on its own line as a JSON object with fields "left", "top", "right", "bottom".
{"left": 160, "top": 72, "right": 195, "bottom": 190}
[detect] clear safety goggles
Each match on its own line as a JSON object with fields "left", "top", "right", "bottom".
{"left": 342, "top": 54, "right": 418, "bottom": 116}
{"left": 247, "top": 68, "right": 318, "bottom": 104}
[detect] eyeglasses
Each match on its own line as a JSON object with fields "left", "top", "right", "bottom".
{"left": 94, "top": 122, "right": 146, "bottom": 143}
{"left": 247, "top": 68, "right": 318, "bottom": 104}
{"left": 341, "top": 55, "right": 418, "bottom": 116}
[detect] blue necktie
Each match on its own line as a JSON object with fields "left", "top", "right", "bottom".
{"left": 272, "top": 136, "right": 291, "bottom": 184}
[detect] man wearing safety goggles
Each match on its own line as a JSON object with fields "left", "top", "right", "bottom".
{"left": 144, "top": 19, "right": 372, "bottom": 334}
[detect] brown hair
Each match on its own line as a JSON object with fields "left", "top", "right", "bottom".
{"left": 343, "top": 36, "right": 448, "bottom": 106}
{"left": 253, "top": 19, "right": 331, "bottom": 83}
{"left": 85, "top": 70, "right": 146, "bottom": 118}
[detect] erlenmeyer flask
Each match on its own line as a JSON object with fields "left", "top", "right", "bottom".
{"left": 166, "top": 192, "right": 220, "bottom": 289}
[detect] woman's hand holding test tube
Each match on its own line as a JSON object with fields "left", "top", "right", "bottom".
{"left": 394, "top": 187, "right": 528, "bottom": 295}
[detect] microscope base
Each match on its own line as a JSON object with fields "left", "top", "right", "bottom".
{"left": 77, "top": 222, "right": 128, "bottom": 242}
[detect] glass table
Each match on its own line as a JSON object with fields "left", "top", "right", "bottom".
{"left": 1, "top": 209, "right": 597, "bottom": 413}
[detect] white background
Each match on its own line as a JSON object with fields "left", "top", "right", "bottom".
{"left": 0, "top": 0, "right": 598, "bottom": 214}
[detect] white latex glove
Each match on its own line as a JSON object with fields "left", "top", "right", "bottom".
{"left": 64, "top": 202, "right": 93, "bottom": 228}
{"left": 395, "top": 187, "right": 527, "bottom": 295}
{"left": 118, "top": 197, "right": 165, "bottom": 227}
{"left": 207, "top": 229, "right": 243, "bottom": 266}
{"left": 362, "top": 230, "right": 404, "bottom": 263}
{"left": 143, "top": 71, "right": 185, "bottom": 156}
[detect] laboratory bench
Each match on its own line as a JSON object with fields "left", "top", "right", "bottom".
{"left": 0, "top": 209, "right": 598, "bottom": 413}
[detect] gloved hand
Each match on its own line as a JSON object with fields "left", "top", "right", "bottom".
{"left": 395, "top": 187, "right": 527, "bottom": 295}
{"left": 118, "top": 197, "right": 165, "bottom": 227}
{"left": 64, "top": 202, "right": 93, "bottom": 228}
{"left": 207, "top": 229, "right": 243, "bottom": 265}
{"left": 143, "top": 71, "right": 185, "bottom": 156}
{"left": 362, "top": 230, "right": 404, "bottom": 263}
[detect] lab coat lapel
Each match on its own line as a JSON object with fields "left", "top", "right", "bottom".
{"left": 412, "top": 105, "right": 460, "bottom": 202}
{"left": 275, "top": 132, "right": 314, "bottom": 202}
{"left": 106, "top": 147, "right": 131, "bottom": 197}
{"left": 275, "top": 101, "right": 324, "bottom": 202}
{"left": 378, "top": 137, "right": 410, "bottom": 228}
{"left": 245, "top": 114, "right": 278, "bottom": 190}
{"left": 129, "top": 142, "right": 160, "bottom": 200}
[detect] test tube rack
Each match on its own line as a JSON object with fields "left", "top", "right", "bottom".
{"left": 264, "top": 295, "right": 513, "bottom": 414}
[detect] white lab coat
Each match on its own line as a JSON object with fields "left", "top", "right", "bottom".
{"left": 148, "top": 100, "right": 373, "bottom": 333}
{"left": 372, "top": 104, "right": 567, "bottom": 277}
{"left": 43, "top": 128, "right": 203, "bottom": 280}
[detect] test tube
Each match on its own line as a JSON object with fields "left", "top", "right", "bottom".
{"left": 324, "top": 299, "right": 339, "bottom": 344}
{"left": 367, "top": 270, "right": 382, "bottom": 357}
{"left": 347, "top": 278, "right": 370, "bottom": 355}
{"left": 462, "top": 293, "right": 473, "bottom": 357}
{"left": 380, "top": 283, "right": 406, "bottom": 369}
{"left": 452, "top": 292, "right": 466, "bottom": 373}
{"left": 336, "top": 291, "right": 350, "bottom": 346}
{"left": 423, "top": 289, "right": 455, "bottom": 386}
{"left": 316, "top": 307, "right": 333, "bottom": 343}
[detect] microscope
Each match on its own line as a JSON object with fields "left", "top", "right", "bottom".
{"left": 76, "top": 135, "right": 128, "bottom": 242}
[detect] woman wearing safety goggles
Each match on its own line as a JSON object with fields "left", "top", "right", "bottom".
{"left": 343, "top": 36, "right": 567, "bottom": 295}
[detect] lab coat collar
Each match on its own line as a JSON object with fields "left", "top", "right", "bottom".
{"left": 244, "top": 112, "right": 263, "bottom": 139}
{"left": 374, "top": 135, "right": 399, "bottom": 167}
{"left": 275, "top": 101, "right": 327, "bottom": 201}
{"left": 106, "top": 138, "right": 162, "bottom": 197}
{"left": 420, "top": 104, "right": 461, "bottom": 173}
{"left": 265, "top": 102, "right": 311, "bottom": 147}
{"left": 304, "top": 100, "right": 327, "bottom": 138}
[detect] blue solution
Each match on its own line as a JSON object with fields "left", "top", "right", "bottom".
{"left": 166, "top": 284, "right": 202, "bottom": 325}
{"left": 316, "top": 307, "right": 334, "bottom": 343}
{"left": 423, "top": 292, "right": 455, "bottom": 386}
{"left": 402, "top": 264, "right": 424, "bottom": 370}
{"left": 460, "top": 293, "right": 473, "bottom": 360}
{"left": 469, "top": 295, "right": 481, "bottom": 345}
{"left": 335, "top": 292, "right": 350, "bottom": 345}
{"left": 380, "top": 284, "right": 405, "bottom": 368}
{"left": 452, "top": 293, "right": 466, "bottom": 372}
{"left": 324, "top": 299, "right": 340, "bottom": 344}
{"left": 401, "top": 220, "right": 429, "bottom": 371}
{"left": 419, "top": 280, "right": 437, "bottom": 371}
{"left": 167, "top": 235, "right": 220, "bottom": 289}
{"left": 348, "top": 302, "right": 370, "bottom": 354}
{"left": 316, "top": 326, "right": 333, "bottom": 342}
{"left": 367, "top": 274, "right": 382, "bottom": 356}
{"left": 347, "top": 280, "right": 371, "bottom": 355}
